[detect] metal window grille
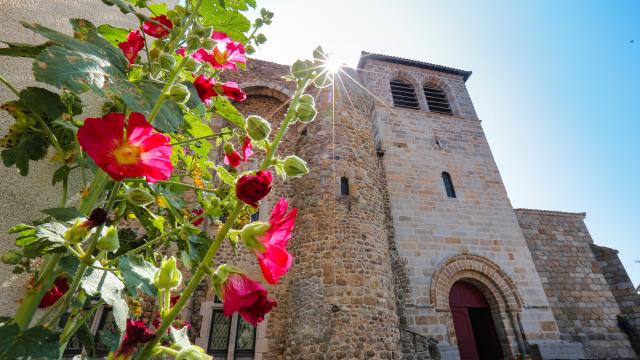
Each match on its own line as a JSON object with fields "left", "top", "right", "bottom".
{"left": 207, "top": 304, "right": 256, "bottom": 359}
{"left": 340, "top": 177, "right": 350, "bottom": 196}
{"left": 423, "top": 84, "right": 453, "bottom": 115}
{"left": 390, "top": 80, "right": 419, "bottom": 109}
{"left": 442, "top": 172, "right": 456, "bottom": 198}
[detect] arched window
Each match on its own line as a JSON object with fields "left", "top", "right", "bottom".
{"left": 442, "top": 172, "right": 456, "bottom": 198}
{"left": 423, "top": 83, "right": 453, "bottom": 115}
{"left": 390, "top": 79, "right": 419, "bottom": 109}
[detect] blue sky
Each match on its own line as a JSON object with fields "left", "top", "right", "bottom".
{"left": 249, "top": 0, "right": 640, "bottom": 285}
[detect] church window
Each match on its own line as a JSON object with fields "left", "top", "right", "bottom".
{"left": 423, "top": 83, "right": 453, "bottom": 115}
{"left": 340, "top": 176, "right": 350, "bottom": 196}
{"left": 208, "top": 297, "right": 256, "bottom": 359}
{"left": 442, "top": 172, "right": 456, "bottom": 198}
{"left": 390, "top": 79, "right": 419, "bottom": 109}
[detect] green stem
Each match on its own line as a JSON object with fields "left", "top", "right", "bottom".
{"left": 125, "top": 178, "right": 216, "bottom": 193}
{"left": 60, "top": 176, "right": 68, "bottom": 207}
{"left": 110, "top": 224, "right": 186, "bottom": 261}
{"left": 78, "top": 170, "right": 110, "bottom": 214}
{"left": 14, "top": 253, "right": 61, "bottom": 330}
{"left": 138, "top": 202, "right": 243, "bottom": 360}
{"left": 170, "top": 130, "right": 234, "bottom": 146}
{"left": 59, "top": 300, "right": 102, "bottom": 344}
{"left": 0, "top": 73, "right": 19, "bottom": 97}
{"left": 147, "top": 56, "right": 188, "bottom": 123}
{"left": 35, "top": 115, "right": 65, "bottom": 163}
{"left": 156, "top": 346, "right": 179, "bottom": 356}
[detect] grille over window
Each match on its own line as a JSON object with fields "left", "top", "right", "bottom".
{"left": 390, "top": 79, "right": 419, "bottom": 109}
{"left": 442, "top": 172, "right": 456, "bottom": 198}
{"left": 423, "top": 83, "right": 453, "bottom": 115}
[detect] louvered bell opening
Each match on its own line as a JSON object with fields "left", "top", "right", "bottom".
{"left": 423, "top": 84, "right": 453, "bottom": 115}
{"left": 390, "top": 80, "right": 419, "bottom": 110}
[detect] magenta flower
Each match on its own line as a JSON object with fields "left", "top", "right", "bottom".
{"left": 113, "top": 319, "right": 155, "bottom": 359}
{"left": 256, "top": 198, "right": 297, "bottom": 284}
{"left": 236, "top": 170, "right": 272, "bottom": 208}
{"left": 242, "top": 137, "right": 253, "bottom": 162}
{"left": 118, "top": 30, "right": 145, "bottom": 64}
{"left": 142, "top": 15, "right": 173, "bottom": 38}
{"left": 77, "top": 112, "right": 173, "bottom": 182}
{"left": 223, "top": 145, "right": 242, "bottom": 168}
{"left": 191, "top": 31, "right": 246, "bottom": 70}
{"left": 221, "top": 273, "right": 276, "bottom": 326}
{"left": 193, "top": 75, "right": 247, "bottom": 104}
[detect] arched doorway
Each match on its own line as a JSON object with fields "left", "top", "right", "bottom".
{"left": 449, "top": 281, "right": 503, "bottom": 360}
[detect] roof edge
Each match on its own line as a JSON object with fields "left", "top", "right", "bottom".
{"left": 514, "top": 208, "right": 587, "bottom": 219}
{"left": 358, "top": 51, "right": 473, "bottom": 82}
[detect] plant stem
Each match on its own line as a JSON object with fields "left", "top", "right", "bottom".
{"left": 125, "top": 178, "right": 217, "bottom": 193}
{"left": 156, "top": 346, "right": 179, "bottom": 356}
{"left": 170, "top": 130, "right": 234, "bottom": 146}
{"left": 0, "top": 73, "right": 19, "bottom": 97}
{"left": 78, "top": 170, "right": 110, "bottom": 214}
{"left": 59, "top": 300, "right": 102, "bottom": 344}
{"left": 138, "top": 201, "right": 243, "bottom": 359}
{"left": 60, "top": 176, "right": 68, "bottom": 207}
{"left": 147, "top": 56, "right": 188, "bottom": 123}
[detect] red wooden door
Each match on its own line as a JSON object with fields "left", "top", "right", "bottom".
{"left": 449, "top": 282, "right": 503, "bottom": 360}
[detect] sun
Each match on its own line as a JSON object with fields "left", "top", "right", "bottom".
{"left": 323, "top": 53, "right": 343, "bottom": 75}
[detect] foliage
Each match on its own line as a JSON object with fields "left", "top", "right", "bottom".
{"left": 0, "top": 0, "right": 332, "bottom": 358}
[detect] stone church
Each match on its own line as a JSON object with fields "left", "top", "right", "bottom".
{"left": 185, "top": 53, "right": 640, "bottom": 360}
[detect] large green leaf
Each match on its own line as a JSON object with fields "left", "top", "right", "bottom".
{"left": 135, "top": 80, "right": 184, "bottom": 132}
{"left": 118, "top": 255, "right": 158, "bottom": 296}
{"left": 81, "top": 266, "right": 128, "bottom": 333}
{"left": 19, "top": 87, "right": 65, "bottom": 120}
{"left": 197, "top": 1, "right": 250, "bottom": 42}
{"left": 0, "top": 321, "right": 60, "bottom": 359}
{"left": 211, "top": 96, "right": 245, "bottom": 129}
{"left": 0, "top": 41, "right": 52, "bottom": 58}
{"left": 70, "top": 19, "right": 126, "bottom": 66}
{"left": 1, "top": 133, "right": 47, "bottom": 176}
{"left": 216, "top": 166, "right": 235, "bottom": 186}
{"left": 41, "top": 207, "right": 84, "bottom": 222}
{"left": 97, "top": 24, "right": 129, "bottom": 47}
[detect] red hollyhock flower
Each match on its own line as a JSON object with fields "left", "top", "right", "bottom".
{"left": 242, "top": 137, "right": 253, "bottom": 162}
{"left": 256, "top": 198, "right": 297, "bottom": 284}
{"left": 191, "top": 209, "right": 204, "bottom": 226}
{"left": 142, "top": 15, "right": 173, "bottom": 38}
{"left": 114, "top": 319, "right": 155, "bottom": 359}
{"left": 191, "top": 31, "right": 246, "bottom": 70}
{"left": 176, "top": 47, "right": 186, "bottom": 57}
{"left": 193, "top": 75, "right": 247, "bottom": 104}
{"left": 77, "top": 112, "right": 173, "bottom": 183}
{"left": 223, "top": 146, "right": 242, "bottom": 168}
{"left": 236, "top": 171, "right": 272, "bottom": 208}
{"left": 221, "top": 273, "right": 276, "bottom": 326}
{"left": 119, "top": 30, "right": 145, "bottom": 64}
{"left": 38, "top": 276, "right": 69, "bottom": 308}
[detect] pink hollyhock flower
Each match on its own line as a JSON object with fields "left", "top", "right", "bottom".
{"left": 242, "top": 137, "right": 253, "bottom": 162}
{"left": 77, "top": 112, "right": 173, "bottom": 183}
{"left": 142, "top": 15, "right": 173, "bottom": 38}
{"left": 114, "top": 319, "right": 155, "bottom": 359}
{"left": 38, "top": 276, "right": 69, "bottom": 308}
{"left": 119, "top": 30, "right": 145, "bottom": 64}
{"left": 221, "top": 273, "right": 276, "bottom": 326}
{"left": 176, "top": 47, "right": 186, "bottom": 57}
{"left": 236, "top": 170, "right": 272, "bottom": 208}
{"left": 191, "top": 32, "right": 246, "bottom": 70}
{"left": 256, "top": 198, "right": 297, "bottom": 284}
{"left": 223, "top": 145, "right": 242, "bottom": 168}
{"left": 193, "top": 75, "right": 247, "bottom": 104}
{"left": 191, "top": 209, "right": 204, "bottom": 226}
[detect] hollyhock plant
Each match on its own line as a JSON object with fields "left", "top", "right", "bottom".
{"left": 37, "top": 276, "right": 69, "bottom": 308}
{"left": 223, "top": 143, "right": 242, "bottom": 168}
{"left": 114, "top": 319, "right": 156, "bottom": 359}
{"left": 77, "top": 112, "right": 173, "bottom": 182}
{"left": 220, "top": 273, "right": 276, "bottom": 326}
{"left": 193, "top": 75, "right": 247, "bottom": 104}
{"left": 191, "top": 31, "right": 246, "bottom": 70}
{"left": 119, "top": 30, "right": 145, "bottom": 64}
{"left": 256, "top": 198, "right": 297, "bottom": 284}
{"left": 142, "top": 15, "right": 173, "bottom": 38}
{"left": 236, "top": 170, "right": 272, "bottom": 207}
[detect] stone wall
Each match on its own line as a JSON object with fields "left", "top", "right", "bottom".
{"left": 515, "top": 209, "right": 637, "bottom": 358}
{"left": 359, "top": 55, "right": 561, "bottom": 357}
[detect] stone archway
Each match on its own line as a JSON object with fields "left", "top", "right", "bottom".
{"left": 431, "top": 254, "right": 526, "bottom": 356}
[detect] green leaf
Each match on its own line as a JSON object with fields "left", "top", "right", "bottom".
{"left": 0, "top": 40, "right": 52, "bottom": 58}
{"left": 70, "top": 19, "right": 126, "bottom": 66}
{"left": 0, "top": 321, "right": 60, "bottom": 359}
{"left": 135, "top": 80, "right": 184, "bottom": 132}
{"left": 198, "top": 1, "right": 250, "bottom": 42}
{"left": 76, "top": 320, "right": 96, "bottom": 357}
{"left": 19, "top": 87, "right": 65, "bottom": 121}
{"left": 101, "top": 0, "right": 137, "bottom": 14}
{"left": 216, "top": 166, "right": 235, "bottom": 186}
{"left": 81, "top": 266, "right": 127, "bottom": 332}
{"left": 96, "top": 24, "right": 129, "bottom": 47}
{"left": 148, "top": 3, "right": 168, "bottom": 15}
{"left": 211, "top": 96, "right": 245, "bottom": 129}
{"left": 1, "top": 133, "right": 48, "bottom": 176}
{"left": 183, "top": 81, "right": 206, "bottom": 116}
{"left": 52, "top": 164, "right": 71, "bottom": 186}
{"left": 41, "top": 207, "right": 84, "bottom": 221}
{"left": 98, "top": 329, "right": 119, "bottom": 353}
{"left": 118, "top": 255, "right": 158, "bottom": 296}
{"left": 170, "top": 326, "right": 191, "bottom": 349}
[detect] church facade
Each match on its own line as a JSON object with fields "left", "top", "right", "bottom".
{"left": 187, "top": 53, "right": 640, "bottom": 360}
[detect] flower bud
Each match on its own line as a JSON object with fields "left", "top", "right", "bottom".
{"left": 176, "top": 345, "right": 212, "bottom": 360}
{"left": 290, "top": 59, "right": 313, "bottom": 80}
{"left": 149, "top": 47, "right": 161, "bottom": 62}
{"left": 2, "top": 250, "right": 21, "bottom": 265}
{"left": 256, "top": 33, "right": 267, "bottom": 44}
{"left": 283, "top": 155, "right": 309, "bottom": 177}
{"left": 201, "top": 38, "right": 216, "bottom": 50}
{"left": 60, "top": 90, "right": 80, "bottom": 108}
{"left": 152, "top": 39, "right": 167, "bottom": 50}
{"left": 185, "top": 57, "right": 201, "bottom": 72}
{"left": 153, "top": 256, "right": 182, "bottom": 290}
{"left": 97, "top": 226, "right": 119, "bottom": 252}
{"left": 239, "top": 221, "right": 270, "bottom": 252}
{"left": 159, "top": 53, "right": 176, "bottom": 70}
{"left": 126, "top": 188, "right": 155, "bottom": 206}
{"left": 186, "top": 35, "right": 201, "bottom": 51}
{"left": 295, "top": 101, "right": 317, "bottom": 123}
{"left": 64, "top": 219, "right": 91, "bottom": 244}
{"left": 169, "top": 84, "right": 191, "bottom": 104}
{"left": 199, "top": 26, "right": 214, "bottom": 38}
{"left": 246, "top": 115, "right": 271, "bottom": 141}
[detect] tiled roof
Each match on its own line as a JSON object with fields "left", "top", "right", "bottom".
{"left": 514, "top": 208, "right": 586, "bottom": 218}
{"left": 358, "top": 51, "right": 473, "bottom": 82}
